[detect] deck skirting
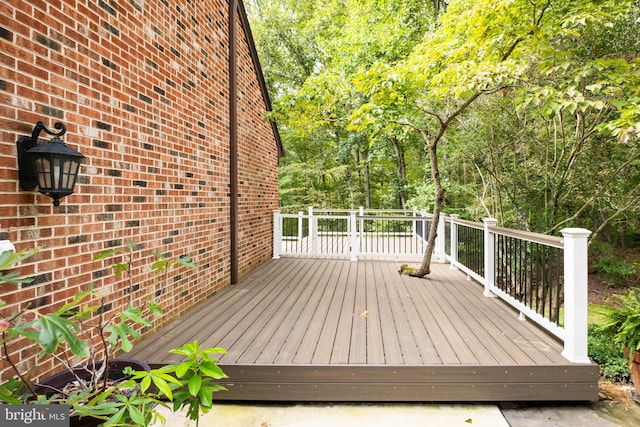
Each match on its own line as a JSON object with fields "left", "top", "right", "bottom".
{"left": 213, "top": 364, "right": 598, "bottom": 402}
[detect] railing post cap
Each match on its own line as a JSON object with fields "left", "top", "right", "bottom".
{"left": 560, "top": 228, "right": 592, "bottom": 238}
{"left": 483, "top": 217, "right": 498, "bottom": 225}
{"left": 450, "top": 213, "right": 459, "bottom": 218}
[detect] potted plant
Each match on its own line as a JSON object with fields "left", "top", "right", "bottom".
{"left": 0, "top": 243, "right": 227, "bottom": 426}
{"left": 594, "top": 289, "right": 640, "bottom": 403}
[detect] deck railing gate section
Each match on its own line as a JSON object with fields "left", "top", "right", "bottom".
{"left": 273, "top": 208, "right": 590, "bottom": 364}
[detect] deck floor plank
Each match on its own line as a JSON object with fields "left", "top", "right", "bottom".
{"left": 253, "top": 260, "right": 330, "bottom": 364}
{"left": 381, "top": 262, "right": 440, "bottom": 364}
{"left": 274, "top": 261, "right": 336, "bottom": 364}
{"left": 330, "top": 262, "right": 359, "bottom": 364}
{"left": 373, "top": 263, "right": 404, "bottom": 364}
{"left": 131, "top": 258, "right": 300, "bottom": 363}
{"left": 291, "top": 261, "right": 343, "bottom": 364}
{"left": 441, "top": 274, "right": 540, "bottom": 365}
{"left": 237, "top": 260, "right": 326, "bottom": 364}
{"left": 365, "top": 261, "right": 385, "bottom": 364}
{"left": 424, "top": 274, "right": 501, "bottom": 364}
{"left": 440, "top": 270, "right": 568, "bottom": 365}
{"left": 311, "top": 261, "right": 351, "bottom": 364}
{"left": 380, "top": 262, "right": 423, "bottom": 364}
{"left": 409, "top": 272, "right": 480, "bottom": 364}
{"left": 349, "top": 263, "right": 368, "bottom": 364}
{"left": 213, "top": 260, "right": 308, "bottom": 363}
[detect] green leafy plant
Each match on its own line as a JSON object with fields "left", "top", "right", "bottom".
{"left": 588, "top": 324, "right": 630, "bottom": 382}
{"left": 72, "top": 341, "right": 228, "bottom": 427}
{"left": 593, "top": 289, "right": 640, "bottom": 363}
{"left": 0, "top": 244, "right": 227, "bottom": 426}
{"left": 0, "top": 248, "right": 36, "bottom": 285}
{"left": 132, "top": 341, "right": 228, "bottom": 427}
{"left": 593, "top": 255, "right": 638, "bottom": 288}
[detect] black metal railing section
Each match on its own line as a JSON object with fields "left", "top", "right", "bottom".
{"left": 456, "top": 222, "right": 484, "bottom": 277}
{"left": 281, "top": 214, "right": 310, "bottom": 252}
{"left": 358, "top": 216, "right": 428, "bottom": 256}
{"left": 444, "top": 219, "right": 451, "bottom": 257}
{"left": 414, "top": 212, "right": 431, "bottom": 242}
{"left": 317, "top": 215, "right": 350, "bottom": 255}
{"left": 494, "top": 233, "right": 564, "bottom": 325}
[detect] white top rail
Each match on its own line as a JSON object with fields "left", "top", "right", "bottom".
{"left": 450, "top": 217, "right": 484, "bottom": 230}
{"left": 489, "top": 225, "right": 563, "bottom": 249}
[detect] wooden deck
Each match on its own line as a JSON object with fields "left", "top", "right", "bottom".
{"left": 128, "top": 258, "right": 599, "bottom": 402}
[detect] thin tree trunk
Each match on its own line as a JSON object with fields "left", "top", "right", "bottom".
{"left": 409, "top": 129, "right": 445, "bottom": 277}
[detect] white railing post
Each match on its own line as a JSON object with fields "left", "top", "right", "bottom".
{"left": 309, "top": 206, "right": 317, "bottom": 255}
{"left": 297, "top": 210, "right": 303, "bottom": 242}
{"left": 359, "top": 206, "right": 364, "bottom": 238}
{"left": 273, "top": 210, "right": 281, "bottom": 259}
{"left": 449, "top": 214, "right": 459, "bottom": 269}
{"left": 561, "top": 228, "right": 592, "bottom": 364}
{"left": 483, "top": 218, "right": 498, "bottom": 297}
{"left": 350, "top": 210, "right": 358, "bottom": 261}
{"left": 435, "top": 213, "right": 446, "bottom": 263}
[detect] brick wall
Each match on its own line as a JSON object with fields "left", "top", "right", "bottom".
{"left": 0, "top": 0, "right": 279, "bottom": 380}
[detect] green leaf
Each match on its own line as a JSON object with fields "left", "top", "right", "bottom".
{"left": 112, "top": 263, "right": 129, "bottom": 276}
{"left": 104, "top": 407, "right": 126, "bottom": 426}
{"left": 120, "top": 306, "right": 152, "bottom": 327}
{"left": 202, "top": 347, "right": 227, "bottom": 356}
{"left": 198, "top": 385, "right": 213, "bottom": 410}
{"left": 140, "top": 375, "right": 151, "bottom": 392}
{"left": 175, "top": 361, "right": 191, "bottom": 378}
{"left": 128, "top": 403, "right": 145, "bottom": 425}
{"left": 25, "top": 314, "right": 89, "bottom": 356}
{"left": 105, "top": 322, "right": 141, "bottom": 353}
{"left": 176, "top": 256, "right": 196, "bottom": 268}
{"left": 200, "top": 360, "right": 228, "bottom": 379}
{"left": 188, "top": 374, "right": 202, "bottom": 397}
{"left": 92, "top": 248, "right": 121, "bottom": 261}
{"left": 148, "top": 302, "right": 163, "bottom": 317}
{"left": 151, "top": 257, "right": 169, "bottom": 274}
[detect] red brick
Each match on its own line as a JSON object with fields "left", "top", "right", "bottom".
{"left": 0, "top": 0, "right": 279, "bottom": 383}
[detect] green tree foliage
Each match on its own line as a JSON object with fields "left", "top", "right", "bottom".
{"left": 248, "top": 0, "right": 640, "bottom": 261}
{"left": 248, "top": 0, "right": 436, "bottom": 209}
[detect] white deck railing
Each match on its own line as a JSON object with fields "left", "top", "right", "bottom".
{"left": 443, "top": 214, "right": 591, "bottom": 364}
{"left": 273, "top": 207, "right": 591, "bottom": 364}
{"left": 273, "top": 207, "right": 432, "bottom": 261}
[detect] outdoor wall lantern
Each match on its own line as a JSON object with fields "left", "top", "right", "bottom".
{"left": 17, "top": 121, "right": 84, "bottom": 207}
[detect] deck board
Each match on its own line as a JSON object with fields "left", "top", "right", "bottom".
{"left": 128, "top": 258, "right": 599, "bottom": 402}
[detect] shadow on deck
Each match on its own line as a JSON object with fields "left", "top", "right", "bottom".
{"left": 128, "top": 258, "right": 598, "bottom": 402}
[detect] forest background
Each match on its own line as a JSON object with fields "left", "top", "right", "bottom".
{"left": 245, "top": 0, "right": 639, "bottom": 278}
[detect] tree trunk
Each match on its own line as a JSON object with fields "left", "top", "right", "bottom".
{"left": 409, "top": 130, "right": 445, "bottom": 277}
{"left": 403, "top": 91, "right": 485, "bottom": 278}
